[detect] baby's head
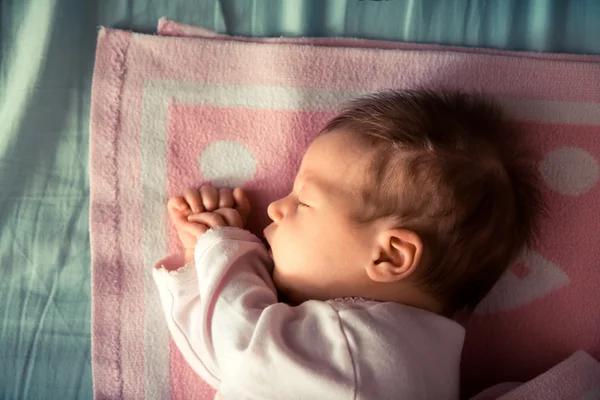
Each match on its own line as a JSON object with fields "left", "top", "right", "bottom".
{"left": 263, "top": 89, "right": 546, "bottom": 314}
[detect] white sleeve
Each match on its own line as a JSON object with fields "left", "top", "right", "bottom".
{"left": 153, "top": 227, "right": 356, "bottom": 399}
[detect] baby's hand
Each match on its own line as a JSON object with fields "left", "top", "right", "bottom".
{"left": 168, "top": 185, "right": 251, "bottom": 251}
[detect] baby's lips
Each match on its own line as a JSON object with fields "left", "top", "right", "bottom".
{"left": 263, "top": 223, "right": 274, "bottom": 243}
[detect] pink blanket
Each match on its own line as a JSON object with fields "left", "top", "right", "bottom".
{"left": 90, "top": 19, "right": 600, "bottom": 399}
{"left": 471, "top": 350, "right": 600, "bottom": 400}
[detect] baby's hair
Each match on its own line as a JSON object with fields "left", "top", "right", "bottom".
{"left": 322, "top": 89, "right": 547, "bottom": 312}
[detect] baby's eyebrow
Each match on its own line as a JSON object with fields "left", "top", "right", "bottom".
{"left": 301, "top": 175, "right": 356, "bottom": 203}
{"left": 293, "top": 175, "right": 323, "bottom": 198}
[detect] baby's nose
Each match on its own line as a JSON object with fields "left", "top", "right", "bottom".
{"left": 267, "top": 199, "right": 283, "bottom": 222}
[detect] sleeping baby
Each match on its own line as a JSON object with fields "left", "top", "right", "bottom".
{"left": 153, "top": 89, "right": 546, "bottom": 399}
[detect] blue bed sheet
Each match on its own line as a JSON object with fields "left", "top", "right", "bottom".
{"left": 1, "top": 0, "right": 599, "bottom": 398}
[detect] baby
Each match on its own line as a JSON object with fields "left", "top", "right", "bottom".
{"left": 154, "top": 89, "right": 545, "bottom": 399}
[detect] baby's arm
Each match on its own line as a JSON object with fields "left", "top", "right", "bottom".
{"left": 153, "top": 228, "right": 356, "bottom": 398}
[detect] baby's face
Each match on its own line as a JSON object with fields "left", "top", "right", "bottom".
{"left": 263, "top": 131, "right": 377, "bottom": 304}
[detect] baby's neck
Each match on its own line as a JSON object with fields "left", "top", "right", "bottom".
{"left": 362, "top": 282, "right": 445, "bottom": 315}
{"left": 281, "top": 289, "right": 445, "bottom": 316}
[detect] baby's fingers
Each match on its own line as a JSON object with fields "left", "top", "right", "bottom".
{"left": 213, "top": 208, "right": 243, "bottom": 229}
{"left": 200, "top": 185, "right": 219, "bottom": 211}
{"left": 233, "top": 188, "right": 251, "bottom": 225}
{"left": 187, "top": 212, "right": 227, "bottom": 229}
{"left": 183, "top": 188, "right": 205, "bottom": 214}
{"left": 168, "top": 196, "right": 191, "bottom": 217}
{"left": 218, "top": 188, "right": 235, "bottom": 209}
{"left": 182, "top": 220, "right": 209, "bottom": 239}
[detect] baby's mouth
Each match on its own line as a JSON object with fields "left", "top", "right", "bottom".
{"left": 263, "top": 232, "right": 273, "bottom": 258}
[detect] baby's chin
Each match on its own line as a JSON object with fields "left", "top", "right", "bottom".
{"left": 272, "top": 268, "right": 299, "bottom": 305}
{"left": 274, "top": 272, "right": 319, "bottom": 306}
{"left": 263, "top": 246, "right": 311, "bottom": 305}
{"left": 271, "top": 268, "right": 285, "bottom": 294}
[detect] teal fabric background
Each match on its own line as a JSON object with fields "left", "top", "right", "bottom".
{"left": 1, "top": 0, "right": 599, "bottom": 398}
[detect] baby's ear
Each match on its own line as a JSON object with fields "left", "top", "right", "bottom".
{"left": 366, "top": 229, "right": 423, "bottom": 283}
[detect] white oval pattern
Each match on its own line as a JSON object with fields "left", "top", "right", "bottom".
{"left": 539, "top": 146, "right": 599, "bottom": 196}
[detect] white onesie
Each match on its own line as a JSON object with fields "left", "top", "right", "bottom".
{"left": 153, "top": 227, "right": 465, "bottom": 399}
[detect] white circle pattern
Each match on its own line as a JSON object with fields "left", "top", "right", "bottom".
{"left": 539, "top": 146, "right": 599, "bottom": 196}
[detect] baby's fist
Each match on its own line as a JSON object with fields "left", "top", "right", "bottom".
{"left": 167, "top": 195, "right": 209, "bottom": 251}
{"left": 187, "top": 187, "right": 251, "bottom": 230}
{"left": 183, "top": 184, "right": 236, "bottom": 214}
{"left": 168, "top": 186, "right": 252, "bottom": 251}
